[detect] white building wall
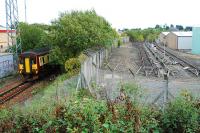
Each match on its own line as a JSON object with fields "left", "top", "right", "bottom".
{"left": 178, "top": 37, "right": 192, "bottom": 49}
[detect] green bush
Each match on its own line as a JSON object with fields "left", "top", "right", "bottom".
{"left": 50, "top": 10, "right": 117, "bottom": 65}
{"left": 65, "top": 58, "right": 81, "bottom": 75}
{"left": 161, "top": 97, "right": 199, "bottom": 133}
{"left": 0, "top": 82, "right": 200, "bottom": 132}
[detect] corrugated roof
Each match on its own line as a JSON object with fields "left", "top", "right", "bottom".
{"left": 172, "top": 31, "right": 192, "bottom": 37}
{"left": 162, "top": 32, "right": 169, "bottom": 36}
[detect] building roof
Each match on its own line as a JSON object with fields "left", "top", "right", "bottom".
{"left": 0, "top": 26, "right": 16, "bottom": 33}
{"left": 161, "top": 32, "right": 169, "bottom": 36}
{"left": 172, "top": 31, "right": 192, "bottom": 37}
{"left": 0, "top": 30, "right": 16, "bottom": 33}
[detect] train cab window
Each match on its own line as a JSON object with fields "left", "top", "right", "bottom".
{"left": 31, "top": 58, "right": 36, "bottom": 64}
{"left": 19, "top": 58, "right": 24, "bottom": 64}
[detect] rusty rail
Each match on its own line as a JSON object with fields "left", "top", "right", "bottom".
{"left": 0, "top": 81, "right": 33, "bottom": 104}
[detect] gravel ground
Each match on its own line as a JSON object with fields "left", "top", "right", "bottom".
{"left": 0, "top": 75, "right": 22, "bottom": 89}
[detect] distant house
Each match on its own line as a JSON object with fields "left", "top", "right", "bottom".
{"left": 0, "top": 27, "right": 16, "bottom": 52}
{"left": 166, "top": 31, "right": 192, "bottom": 51}
{"left": 159, "top": 32, "right": 169, "bottom": 45}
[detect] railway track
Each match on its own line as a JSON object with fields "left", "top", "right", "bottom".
{"left": 156, "top": 44, "right": 200, "bottom": 76}
{"left": 137, "top": 43, "right": 157, "bottom": 76}
{"left": 144, "top": 43, "right": 169, "bottom": 76}
{"left": 0, "top": 81, "right": 33, "bottom": 104}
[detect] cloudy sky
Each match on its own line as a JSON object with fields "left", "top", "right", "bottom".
{"left": 0, "top": 0, "right": 200, "bottom": 29}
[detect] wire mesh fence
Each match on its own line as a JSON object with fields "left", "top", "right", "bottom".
{"left": 77, "top": 45, "right": 200, "bottom": 108}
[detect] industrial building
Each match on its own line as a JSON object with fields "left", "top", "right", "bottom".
{"left": 166, "top": 31, "right": 192, "bottom": 51}
{"left": 0, "top": 53, "right": 14, "bottom": 78}
{"left": 192, "top": 27, "right": 200, "bottom": 54}
{"left": 159, "top": 32, "right": 169, "bottom": 45}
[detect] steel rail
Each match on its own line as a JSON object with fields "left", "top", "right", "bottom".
{"left": 0, "top": 82, "right": 33, "bottom": 104}
{"left": 137, "top": 43, "right": 157, "bottom": 76}
{"left": 156, "top": 44, "right": 200, "bottom": 76}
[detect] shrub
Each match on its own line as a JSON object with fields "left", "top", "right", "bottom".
{"left": 0, "top": 82, "right": 200, "bottom": 132}
{"left": 65, "top": 58, "right": 81, "bottom": 75}
{"left": 161, "top": 97, "right": 199, "bottom": 133}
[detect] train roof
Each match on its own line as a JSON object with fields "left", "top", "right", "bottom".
{"left": 21, "top": 47, "right": 50, "bottom": 57}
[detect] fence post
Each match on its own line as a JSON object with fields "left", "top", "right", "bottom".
{"left": 163, "top": 73, "right": 169, "bottom": 111}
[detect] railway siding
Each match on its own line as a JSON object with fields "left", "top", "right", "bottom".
{"left": 156, "top": 44, "right": 200, "bottom": 76}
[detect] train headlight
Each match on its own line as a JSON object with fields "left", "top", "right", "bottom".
{"left": 19, "top": 64, "right": 23, "bottom": 70}
{"left": 32, "top": 64, "right": 38, "bottom": 69}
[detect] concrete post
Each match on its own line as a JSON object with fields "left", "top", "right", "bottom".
{"left": 163, "top": 73, "right": 169, "bottom": 111}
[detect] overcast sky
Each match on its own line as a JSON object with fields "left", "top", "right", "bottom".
{"left": 0, "top": 0, "right": 200, "bottom": 29}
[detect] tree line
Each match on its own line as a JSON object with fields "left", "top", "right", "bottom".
{"left": 125, "top": 28, "right": 163, "bottom": 43}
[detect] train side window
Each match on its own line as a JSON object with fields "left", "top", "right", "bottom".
{"left": 43, "top": 57, "right": 45, "bottom": 64}
{"left": 46, "top": 55, "right": 49, "bottom": 62}
{"left": 44, "top": 55, "right": 48, "bottom": 63}
{"left": 39, "top": 57, "right": 43, "bottom": 66}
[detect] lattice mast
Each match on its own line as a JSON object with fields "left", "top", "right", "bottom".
{"left": 5, "top": 0, "right": 22, "bottom": 54}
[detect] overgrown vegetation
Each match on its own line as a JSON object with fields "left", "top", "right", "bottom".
{"left": 4, "top": 9, "right": 199, "bottom": 133}
{"left": 19, "top": 23, "right": 50, "bottom": 51}
{"left": 18, "top": 10, "right": 117, "bottom": 66}
{"left": 50, "top": 10, "right": 117, "bottom": 65}
{"left": 126, "top": 28, "right": 164, "bottom": 43}
{"left": 65, "top": 57, "right": 81, "bottom": 75}
{"left": 0, "top": 81, "right": 199, "bottom": 132}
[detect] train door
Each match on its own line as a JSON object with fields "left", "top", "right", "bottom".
{"left": 25, "top": 58, "right": 31, "bottom": 73}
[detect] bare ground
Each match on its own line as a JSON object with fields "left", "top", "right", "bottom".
{"left": 101, "top": 42, "right": 200, "bottom": 103}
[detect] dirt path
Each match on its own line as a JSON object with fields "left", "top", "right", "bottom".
{"left": 107, "top": 43, "right": 140, "bottom": 73}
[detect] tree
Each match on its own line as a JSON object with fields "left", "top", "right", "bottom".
{"left": 185, "top": 26, "right": 192, "bottom": 31}
{"left": 176, "top": 25, "right": 184, "bottom": 31}
{"left": 50, "top": 10, "right": 117, "bottom": 65}
{"left": 19, "top": 22, "right": 49, "bottom": 51}
{"left": 155, "top": 24, "right": 160, "bottom": 29}
{"left": 138, "top": 34, "right": 144, "bottom": 42}
{"left": 166, "top": 26, "right": 169, "bottom": 30}
{"left": 126, "top": 27, "right": 162, "bottom": 43}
